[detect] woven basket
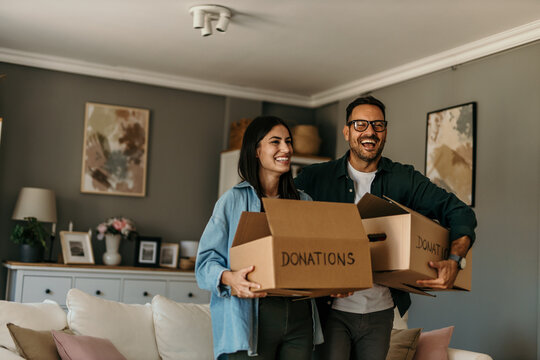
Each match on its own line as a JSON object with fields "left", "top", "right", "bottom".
{"left": 292, "top": 125, "right": 321, "bottom": 155}
{"left": 229, "top": 118, "right": 252, "bottom": 150}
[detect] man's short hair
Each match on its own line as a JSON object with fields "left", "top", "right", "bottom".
{"left": 346, "top": 95, "right": 386, "bottom": 122}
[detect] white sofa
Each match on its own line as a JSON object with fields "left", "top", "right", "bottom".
{"left": 0, "top": 289, "right": 492, "bottom": 359}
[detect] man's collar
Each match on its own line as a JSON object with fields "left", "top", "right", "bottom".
{"left": 338, "top": 150, "right": 391, "bottom": 177}
{"left": 377, "top": 157, "right": 392, "bottom": 173}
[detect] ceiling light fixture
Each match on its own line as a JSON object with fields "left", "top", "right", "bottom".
{"left": 189, "top": 5, "right": 232, "bottom": 37}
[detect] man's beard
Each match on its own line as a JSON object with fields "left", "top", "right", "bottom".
{"left": 350, "top": 136, "right": 385, "bottom": 164}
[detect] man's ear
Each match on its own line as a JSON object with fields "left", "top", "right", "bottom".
{"left": 342, "top": 125, "right": 350, "bottom": 142}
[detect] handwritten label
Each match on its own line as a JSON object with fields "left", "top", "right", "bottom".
{"left": 415, "top": 235, "right": 449, "bottom": 258}
{"left": 281, "top": 251, "right": 355, "bottom": 267}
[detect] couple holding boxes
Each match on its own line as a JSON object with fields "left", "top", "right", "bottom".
{"left": 196, "top": 96, "right": 476, "bottom": 360}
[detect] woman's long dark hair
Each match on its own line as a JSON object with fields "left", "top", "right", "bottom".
{"left": 238, "top": 116, "right": 300, "bottom": 200}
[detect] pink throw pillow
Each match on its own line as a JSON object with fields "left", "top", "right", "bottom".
{"left": 413, "top": 326, "right": 454, "bottom": 360}
{"left": 51, "top": 330, "right": 127, "bottom": 360}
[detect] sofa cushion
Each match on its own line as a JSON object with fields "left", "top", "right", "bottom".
{"left": 393, "top": 308, "right": 409, "bottom": 330}
{"left": 7, "top": 323, "right": 73, "bottom": 360}
{"left": 413, "top": 326, "right": 454, "bottom": 360}
{"left": 386, "top": 328, "right": 422, "bottom": 360}
{"left": 0, "top": 346, "right": 24, "bottom": 360}
{"left": 0, "top": 300, "right": 67, "bottom": 353}
{"left": 52, "top": 330, "right": 127, "bottom": 360}
{"left": 66, "top": 288, "right": 159, "bottom": 360}
{"left": 151, "top": 295, "right": 213, "bottom": 360}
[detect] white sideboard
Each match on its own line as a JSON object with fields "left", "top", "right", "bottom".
{"left": 3, "top": 261, "right": 209, "bottom": 307}
{"left": 219, "top": 149, "right": 331, "bottom": 197}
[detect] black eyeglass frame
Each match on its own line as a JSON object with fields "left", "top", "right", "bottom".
{"left": 346, "top": 120, "right": 388, "bottom": 132}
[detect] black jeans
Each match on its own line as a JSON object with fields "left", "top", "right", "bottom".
{"left": 319, "top": 308, "right": 394, "bottom": 360}
{"left": 228, "top": 297, "right": 314, "bottom": 360}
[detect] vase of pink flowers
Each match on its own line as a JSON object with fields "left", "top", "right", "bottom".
{"left": 96, "top": 217, "right": 136, "bottom": 266}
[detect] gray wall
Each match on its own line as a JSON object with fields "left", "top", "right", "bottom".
{"left": 314, "top": 102, "right": 339, "bottom": 159}
{"left": 335, "top": 42, "right": 540, "bottom": 359}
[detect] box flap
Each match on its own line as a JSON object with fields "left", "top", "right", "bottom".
{"left": 373, "top": 271, "right": 437, "bottom": 297}
{"left": 384, "top": 195, "right": 449, "bottom": 232}
{"left": 232, "top": 212, "right": 271, "bottom": 246}
{"left": 262, "top": 198, "right": 364, "bottom": 240}
{"left": 259, "top": 288, "right": 363, "bottom": 298}
{"left": 357, "top": 193, "right": 408, "bottom": 219}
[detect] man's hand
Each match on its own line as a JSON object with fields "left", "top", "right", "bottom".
{"left": 417, "top": 235, "right": 471, "bottom": 289}
{"left": 416, "top": 260, "right": 458, "bottom": 289}
{"left": 221, "top": 266, "right": 267, "bottom": 298}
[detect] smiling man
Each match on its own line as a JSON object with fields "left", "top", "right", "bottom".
{"left": 294, "top": 95, "right": 477, "bottom": 360}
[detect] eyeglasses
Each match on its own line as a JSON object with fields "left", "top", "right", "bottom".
{"left": 346, "top": 120, "right": 387, "bottom": 132}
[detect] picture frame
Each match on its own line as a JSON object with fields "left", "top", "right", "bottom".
{"left": 60, "top": 231, "right": 95, "bottom": 265}
{"left": 134, "top": 236, "right": 161, "bottom": 267}
{"left": 81, "top": 102, "right": 150, "bottom": 197}
{"left": 159, "top": 242, "right": 180, "bottom": 268}
{"left": 425, "top": 102, "right": 477, "bottom": 206}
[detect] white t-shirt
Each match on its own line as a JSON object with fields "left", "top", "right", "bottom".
{"left": 332, "top": 161, "right": 395, "bottom": 314}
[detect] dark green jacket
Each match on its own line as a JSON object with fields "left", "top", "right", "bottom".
{"left": 294, "top": 151, "right": 477, "bottom": 316}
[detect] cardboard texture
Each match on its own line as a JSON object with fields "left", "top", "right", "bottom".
{"left": 357, "top": 194, "right": 472, "bottom": 296}
{"left": 230, "top": 198, "right": 373, "bottom": 297}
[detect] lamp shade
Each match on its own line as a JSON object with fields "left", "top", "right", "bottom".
{"left": 12, "top": 187, "right": 57, "bottom": 223}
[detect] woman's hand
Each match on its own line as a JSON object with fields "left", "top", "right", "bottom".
{"left": 221, "top": 266, "right": 267, "bottom": 298}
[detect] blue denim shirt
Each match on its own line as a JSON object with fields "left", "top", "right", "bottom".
{"left": 195, "top": 181, "right": 323, "bottom": 359}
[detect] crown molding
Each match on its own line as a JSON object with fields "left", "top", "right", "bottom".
{"left": 0, "top": 47, "right": 311, "bottom": 107}
{"left": 0, "top": 20, "right": 539, "bottom": 108}
{"left": 309, "top": 20, "right": 540, "bottom": 107}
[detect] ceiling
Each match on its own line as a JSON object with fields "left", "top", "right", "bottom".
{"left": 1, "top": 0, "right": 539, "bottom": 107}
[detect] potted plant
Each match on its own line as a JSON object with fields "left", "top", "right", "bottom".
{"left": 10, "top": 217, "right": 49, "bottom": 262}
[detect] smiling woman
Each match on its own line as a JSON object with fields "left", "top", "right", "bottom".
{"left": 195, "top": 116, "right": 323, "bottom": 359}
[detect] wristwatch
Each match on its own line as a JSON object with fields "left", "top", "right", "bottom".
{"left": 448, "top": 254, "right": 466, "bottom": 270}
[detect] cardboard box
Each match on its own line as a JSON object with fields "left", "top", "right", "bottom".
{"left": 356, "top": 194, "right": 472, "bottom": 296}
{"left": 230, "top": 198, "right": 373, "bottom": 297}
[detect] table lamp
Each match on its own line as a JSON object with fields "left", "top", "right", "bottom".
{"left": 12, "top": 187, "right": 57, "bottom": 261}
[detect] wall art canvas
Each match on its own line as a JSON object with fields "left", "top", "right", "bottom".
{"left": 81, "top": 102, "right": 149, "bottom": 197}
{"left": 425, "top": 102, "right": 476, "bottom": 206}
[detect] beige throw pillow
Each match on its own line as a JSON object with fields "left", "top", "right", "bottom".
{"left": 0, "top": 300, "right": 67, "bottom": 353}
{"left": 7, "top": 323, "right": 73, "bottom": 360}
{"left": 386, "top": 328, "right": 422, "bottom": 360}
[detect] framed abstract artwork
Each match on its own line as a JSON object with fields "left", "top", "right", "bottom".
{"left": 425, "top": 102, "right": 477, "bottom": 206}
{"left": 81, "top": 102, "right": 150, "bottom": 197}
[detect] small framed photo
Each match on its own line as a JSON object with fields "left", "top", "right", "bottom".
{"left": 60, "top": 231, "right": 95, "bottom": 265}
{"left": 134, "top": 236, "right": 161, "bottom": 267}
{"left": 159, "top": 243, "right": 180, "bottom": 268}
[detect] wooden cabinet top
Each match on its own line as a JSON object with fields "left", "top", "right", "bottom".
{"left": 3, "top": 261, "right": 195, "bottom": 275}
